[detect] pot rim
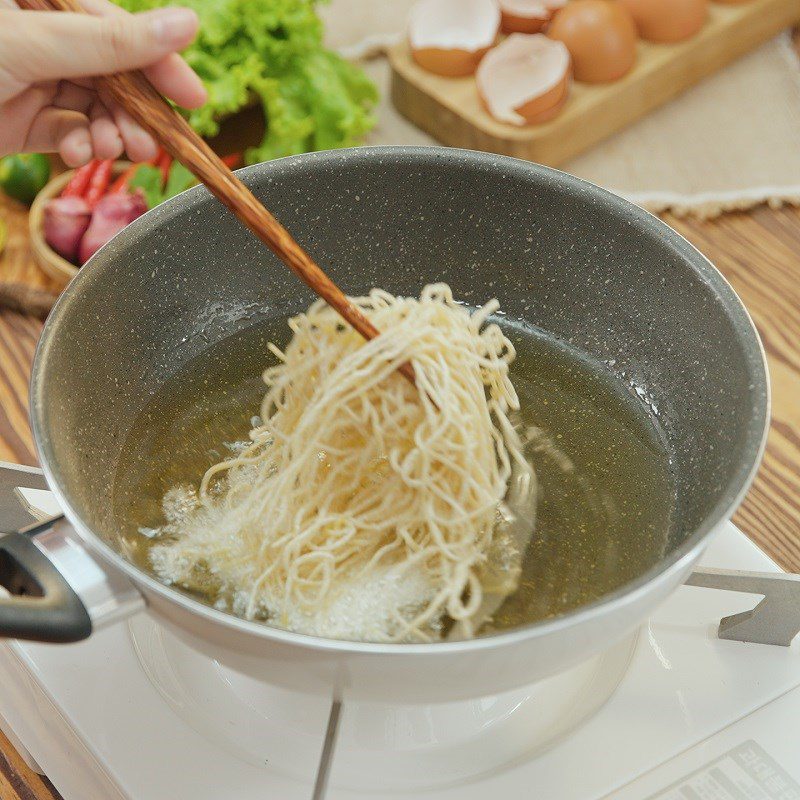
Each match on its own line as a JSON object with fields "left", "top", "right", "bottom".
{"left": 30, "top": 145, "right": 771, "bottom": 656}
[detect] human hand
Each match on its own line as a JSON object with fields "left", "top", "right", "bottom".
{"left": 0, "top": 0, "right": 207, "bottom": 165}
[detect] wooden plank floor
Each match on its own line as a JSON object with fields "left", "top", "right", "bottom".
{"left": 0, "top": 728, "right": 61, "bottom": 800}
{"left": 0, "top": 194, "right": 799, "bottom": 799}
{"left": 666, "top": 206, "right": 800, "bottom": 569}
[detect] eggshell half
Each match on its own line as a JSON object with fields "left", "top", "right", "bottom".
{"left": 409, "top": 0, "right": 501, "bottom": 76}
{"left": 476, "top": 33, "right": 571, "bottom": 125}
{"left": 499, "top": 0, "right": 568, "bottom": 34}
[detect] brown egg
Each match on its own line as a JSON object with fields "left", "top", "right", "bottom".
{"left": 547, "top": 0, "right": 637, "bottom": 84}
{"left": 712, "top": 0, "right": 752, "bottom": 3}
{"left": 617, "top": 0, "right": 708, "bottom": 43}
{"left": 499, "top": 0, "right": 567, "bottom": 34}
{"left": 409, "top": 0, "right": 500, "bottom": 77}
{"left": 476, "top": 34, "right": 571, "bottom": 125}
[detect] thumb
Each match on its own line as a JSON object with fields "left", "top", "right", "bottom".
{"left": 15, "top": 8, "right": 199, "bottom": 83}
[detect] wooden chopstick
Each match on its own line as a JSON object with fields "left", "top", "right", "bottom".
{"left": 17, "top": 0, "right": 416, "bottom": 386}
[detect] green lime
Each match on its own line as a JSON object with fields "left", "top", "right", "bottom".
{"left": 0, "top": 154, "right": 51, "bottom": 206}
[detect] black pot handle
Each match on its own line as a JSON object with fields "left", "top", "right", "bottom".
{"left": 0, "top": 462, "right": 92, "bottom": 643}
{"left": 0, "top": 530, "right": 92, "bottom": 642}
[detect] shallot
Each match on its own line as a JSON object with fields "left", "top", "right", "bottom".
{"left": 78, "top": 191, "right": 147, "bottom": 265}
{"left": 43, "top": 197, "right": 92, "bottom": 263}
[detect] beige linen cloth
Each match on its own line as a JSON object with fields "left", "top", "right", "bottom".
{"left": 320, "top": 1, "right": 800, "bottom": 217}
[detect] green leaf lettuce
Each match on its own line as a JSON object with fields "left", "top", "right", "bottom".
{"left": 116, "top": 0, "right": 377, "bottom": 163}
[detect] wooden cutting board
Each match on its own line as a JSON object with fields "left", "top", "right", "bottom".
{"left": 389, "top": 0, "right": 800, "bottom": 165}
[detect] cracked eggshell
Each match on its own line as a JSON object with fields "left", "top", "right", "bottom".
{"left": 409, "top": 0, "right": 501, "bottom": 76}
{"left": 476, "top": 33, "right": 571, "bottom": 125}
{"left": 499, "top": 0, "right": 568, "bottom": 34}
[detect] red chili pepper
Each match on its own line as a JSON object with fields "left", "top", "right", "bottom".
{"left": 84, "top": 159, "right": 114, "bottom": 207}
{"left": 108, "top": 163, "right": 141, "bottom": 194}
{"left": 60, "top": 160, "right": 98, "bottom": 198}
{"left": 156, "top": 150, "right": 172, "bottom": 187}
{"left": 221, "top": 153, "right": 242, "bottom": 169}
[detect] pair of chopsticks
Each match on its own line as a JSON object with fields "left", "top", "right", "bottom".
{"left": 17, "top": 0, "right": 416, "bottom": 386}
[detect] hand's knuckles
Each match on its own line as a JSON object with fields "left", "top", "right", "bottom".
{"left": 98, "top": 16, "right": 139, "bottom": 69}
{"left": 51, "top": 112, "right": 88, "bottom": 148}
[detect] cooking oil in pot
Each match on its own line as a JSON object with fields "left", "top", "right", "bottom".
{"left": 112, "top": 316, "right": 674, "bottom": 634}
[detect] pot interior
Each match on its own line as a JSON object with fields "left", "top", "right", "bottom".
{"left": 31, "top": 147, "right": 768, "bottom": 635}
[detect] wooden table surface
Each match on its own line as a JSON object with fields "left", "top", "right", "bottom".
{"left": 0, "top": 184, "right": 799, "bottom": 798}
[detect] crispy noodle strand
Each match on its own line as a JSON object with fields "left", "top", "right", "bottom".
{"left": 149, "top": 284, "right": 533, "bottom": 643}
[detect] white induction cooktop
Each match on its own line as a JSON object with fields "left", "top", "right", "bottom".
{"left": 1, "top": 515, "right": 799, "bottom": 800}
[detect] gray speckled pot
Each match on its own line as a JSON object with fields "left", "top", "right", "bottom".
{"left": 24, "top": 147, "right": 768, "bottom": 701}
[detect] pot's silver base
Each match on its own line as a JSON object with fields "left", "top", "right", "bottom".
{"left": 128, "top": 613, "right": 635, "bottom": 792}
